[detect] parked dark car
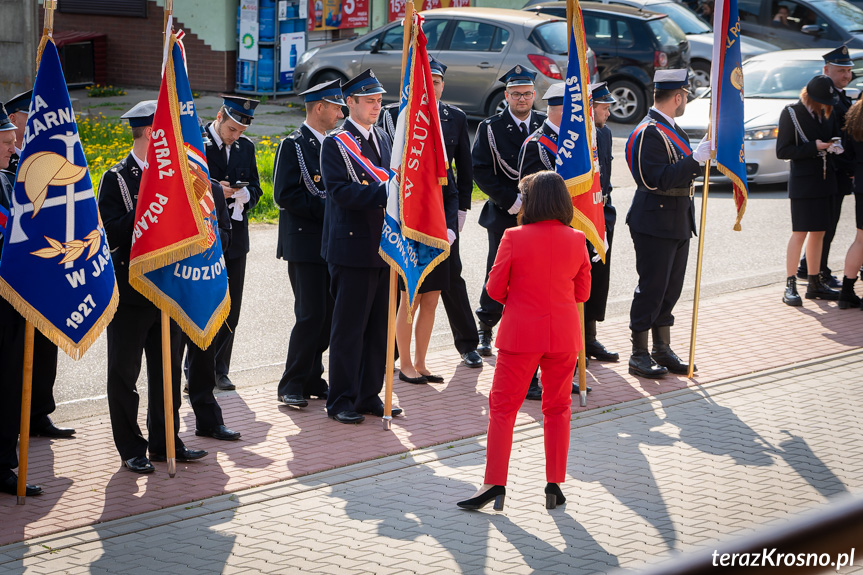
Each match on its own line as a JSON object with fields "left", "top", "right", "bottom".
{"left": 526, "top": 1, "right": 691, "bottom": 122}
{"left": 292, "top": 7, "right": 598, "bottom": 118}
{"left": 738, "top": 0, "right": 863, "bottom": 49}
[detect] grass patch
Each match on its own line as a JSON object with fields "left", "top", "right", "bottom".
{"left": 85, "top": 84, "right": 127, "bottom": 97}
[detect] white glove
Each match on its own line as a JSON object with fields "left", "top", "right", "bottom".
{"left": 692, "top": 136, "right": 711, "bottom": 163}
{"left": 507, "top": 194, "right": 523, "bottom": 215}
{"left": 457, "top": 210, "right": 467, "bottom": 232}
{"left": 230, "top": 186, "right": 250, "bottom": 221}
{"left": 447, "top": 229, "right": 456, "bottom": 245}
{"left": 828, "top": 144, "right": 844, "bottom": 155}
{"left": 233, "top": 186, "right": 251, "bottom": 204}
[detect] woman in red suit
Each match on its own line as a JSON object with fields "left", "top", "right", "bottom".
{"left": 458, "top": 171, "right": 591, "bottom": 511}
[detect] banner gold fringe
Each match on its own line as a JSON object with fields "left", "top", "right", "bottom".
{"left": 571, "top": 208, "right": 605, "bottom": 262}
{"left": 0, "top": 278, "right": 119, "bottom": 360}
{"left": 129, "top": 273, "right": 231, "bottom": 350}
{"left": 716, "top": 162, "right": 748, "bottom": 231}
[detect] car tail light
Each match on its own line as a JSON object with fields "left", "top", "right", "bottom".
{"left": 527, "top": 54, "right": 562, "bottom": 80}
{"left": 654, "top": 51, "right": 668, "bottom": 68}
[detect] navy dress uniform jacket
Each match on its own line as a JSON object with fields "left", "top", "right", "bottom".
{"left": 472, "top": 109, "right": 546, "bottom": 235}
{"left": 518, "top": 121, "right": 558, "bottom": 178}
{"left": 776, "top": 101, "right": 840, "bottom": 200}
{"left": 320, "top": 121, "right": 392, "bottom": 267}
{"left": 274, "top": 125, "right": 327, "bottom": 264}
{"left": 626, "top": 110, "right": 700, "bottom": 240}
{"left": 204, "top": 123, "right": 262, "bottom": 259}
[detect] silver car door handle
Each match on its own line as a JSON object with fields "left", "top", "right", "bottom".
{"left": 477, "top": 62, "right": 494, "bottom": 69}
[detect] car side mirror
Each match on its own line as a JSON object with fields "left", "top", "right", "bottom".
{"left": 846, "top": 87, "right": 861, "bottom": 100}
{"left": 800, "top": 24, "right": 823, "bottom": 36}
{"left": 370, "top": 37, "right": 381, "bottom": 53}
{"left": 695, "top": 86, "right": 710, "bottom": 98}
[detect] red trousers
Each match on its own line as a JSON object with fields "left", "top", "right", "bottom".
{"left": 484, "top": 350, "right": 576, "bottom": 486}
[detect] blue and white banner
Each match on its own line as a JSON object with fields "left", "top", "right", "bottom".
{"left": 0, "top": 40, "right": 118, "bottom": 358}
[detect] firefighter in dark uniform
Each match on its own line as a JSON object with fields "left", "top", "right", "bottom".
{"left": 205, "top": 96, "right": 263, "bottom": 392}
{"left": 184, "top": 121, "right": 240, "bottom": 442}
{"left": 320, "top": 69, "right": 402, "bottom": 424}
{"left": 472, "top": 65, "right": 546, "bottom": 357}
{"left": 584, "top": 82, "right": 620, "bottom": 364}
{"left": 516, "top": 82, "right": 567, "bottom": 400}
{"left": 798, "top": 45, "right": 856, "bottom": 287}
{"left": 98, "top": 101, "right": 208, "bottom": 473}
{"left": 273, "top": 79, "right": 344, "bottom": 408}
{"left": 3, "top": 90, "right": 73, "bottom": 439}
{"left": 0, "top": 104, "right": 42, "bottom": 495}
{"left": 625, "top": 70, "right": 710, "bottom": 379}
{"left": 378, "top": 56, "right": 483, "bottom": 369}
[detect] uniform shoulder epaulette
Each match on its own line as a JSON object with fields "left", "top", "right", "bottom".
{"left": 382, "top": 102, "right": 399, "bottom": 112}
{"left": 484, "top": 113, "right": 505, "bottom": 126}
{"left": 239, "top": 134, "right": 254, "bottom": 144}
{"left": 286, "top": 130, "right": 303, "bottom": 141}
{"left": 109, "top": 156, "right": 129, "bottom": 173}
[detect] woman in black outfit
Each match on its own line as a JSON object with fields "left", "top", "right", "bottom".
{"left": 776, "top": 75, "right": 842, "bottom": 305}
{"left": 837, "top": 99, "right": 863, "bottom": 308}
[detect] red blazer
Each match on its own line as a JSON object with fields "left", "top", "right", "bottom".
{"left": 487, "top": 220, "right": 591, "bottom": 353}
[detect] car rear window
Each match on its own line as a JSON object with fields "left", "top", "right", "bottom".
{"left": 529, "top": 21, "right": 568, "bottom": 54}
{"left": 652, "top": 1, "right": 712, "bottom": 34}
{"left": 647, "top": 16, "right": 686, "bottom": 47}
{"left": 448, "top": 21, "right": 509, "bottom": 52}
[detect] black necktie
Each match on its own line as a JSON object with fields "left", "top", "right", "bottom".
{"left": 221, "top": 144, "right": 228, "bottom": 165}
{"left": 367, "top": 133, "right": 380, "bottom": 164}
{"left": 519, "top": 123, "right": 528, "bottom": 139}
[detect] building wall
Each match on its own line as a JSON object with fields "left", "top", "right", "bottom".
{"left": 42, "top": 1, "right": 236, "bottom": 92}
{"left": 0, "top": 0, "right": 39, "bottom": 101}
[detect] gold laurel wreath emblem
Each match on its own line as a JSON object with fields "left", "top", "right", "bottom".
{"left": 31, "top": 229, "right": 102, "bottom": 265}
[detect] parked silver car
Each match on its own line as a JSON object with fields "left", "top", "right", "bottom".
{"left": 595, "top": 0, "right": 779, "bottom": 88}
{"left": 677, "top": 48, "right": 863, "bottom": 185}
{"left": 293, "top": 7, "right": 598, "bottom": 118}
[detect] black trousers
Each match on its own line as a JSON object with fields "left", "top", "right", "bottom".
{"left": 629, "top": 231, "right": 690, "bottom": 333}
{"left": 476, "top": 228, "right": 505, "bottom": 328}
{"left": 214, "top": 254, "right": 247, "bottom": 377}
{"left": 31, "top": 330, "right": 58, "bottom": 429}
{"left": 106, "top": 303, "right": 183, "bottom": 459}
{"left": 0, "top": 299, "right": 24, "bottom": 477}
{"left": 326, "top": 264, "right": 388, "bottom": 416}
{"left": 584, "top": 219, "right": 615, "bottom": 324}
{"left": 186, "top": 335, "right": 224, "bottom": 433}
{"left": 278, "top": 261, "right": 333, "bottom": 397}
{"left": 441, "top": 232, "right": 479, "bottom": 354}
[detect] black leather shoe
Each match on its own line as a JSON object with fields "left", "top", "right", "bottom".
{"left": 31, "top": 418, "right": 76, "bottom": 438}
{"left": 783, "top": 276, "right": 802, "bottom": 307}
{"left": 571, "top": 382, "right": 592, "bottom": 394}
{"left": 477, "top": 323, "right": 493, "bottom": 357}
{"left": 526, "top": 377, "right": 543, "bottom": 400}
{"left": 822, "top": 272, "right": 842, "bottom": 289}
{"left": 457, "top": 485, "right": 505, "bottom": 510}
{"left": 360, "top": 405, "right": 403, "bottom": 417}
{"left": 122, "top": 456, "right": 155, "bottom": 474}
{"left": 545, "top": 483, "right": 566, "bottom": 509}
{"left": 196, "top": 425, "right": 241, "bottom": 441}
{"left": 805, "top": 274, "right": 840, "bottom": 301}
{"left": 150, "top": 447, "right": 209, "bottom": 462}
{"left": 651, "top": 350, "right": 692, "bottom": 374}
{"left": 419, "top": 372, "right": 444, "bottom": 383}
{"left": 838, "top": 276, "right": 861, "bottom": 309}
{"left": 462, "top": 350, "right": 483, "bottom": 368}
{"left": 216, "top": 374, "right": 236, "bottom": 391}
{"left": 279, "top": 394, "right": 309, "bottom": 408}
{"left": 304, "top": 380, "right": 329, "bottom": 400}
{"left": 629, "top": 351, "right": 668, "bottom": 378}
{"left": 398, "top": 371, "right": 427, "bottom": 384}
{"left": 585, "top": 340, "right": 619, "bottom": 362}
{"left": 0, "top": 474, "right": 42, "bottom": 496}
{"left": 330, "top": 411, "right": 365, "bottom": 424}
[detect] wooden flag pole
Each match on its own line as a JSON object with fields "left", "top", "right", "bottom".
{"left": 17, "top": 323, "right": 35, "bottom": 504}
{"left": 383, "top": 0, "right": 415, "bottom": 431}
{"left": 159, "top": 0, "right": 177, "bottom": 474}
{"left": 577, "top": 303, "right": 588, "bottom": 407}
{"left": 688, "top": 151, "right": 713, "bottom": 379}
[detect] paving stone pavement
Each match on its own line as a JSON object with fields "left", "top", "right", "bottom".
{"left": 3, "top": 348, "right": 863, "bottom": 574}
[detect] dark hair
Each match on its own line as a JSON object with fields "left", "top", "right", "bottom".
{"left": 654, "top": 88, "right": 684, "bottom": 104}
{"left": 518, "top": 171, "right": 573, "bottom": 226}
{"left": 845, "top": 98, "right": 863, "bottom": 140}
{"left": 131, "top": 126, "right": 149, "bottom": 140}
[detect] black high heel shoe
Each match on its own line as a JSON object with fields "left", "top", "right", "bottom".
{"left": 545, "top": 483, "right": 566, "bottom": 509}
{"left": 457, "top": 485, "right": 506, "bottom": 511}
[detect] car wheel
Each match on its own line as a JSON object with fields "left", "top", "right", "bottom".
{"left": 691, "top": 61, "right": 711, "bottom": 90}
{"left": 313, "top": 70, "right": 348, "bottom": 86}
{"left": 608, "top": 80, "right": 646, "bottom": 124}
{"left": 487, "top": 90, "right": 507, "bottom": 117}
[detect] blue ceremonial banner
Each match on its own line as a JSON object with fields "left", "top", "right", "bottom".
{"left": 379, "top": 13, "right": 450, "bottom": 314}
{"left": 128, "top": 26, "right": 229, "bottom": 349}
{"left": 0, "top": 40, "right": 118, "bottom": 359}
{"left": 710, "top": 0, "right": 748, "bottom": 230}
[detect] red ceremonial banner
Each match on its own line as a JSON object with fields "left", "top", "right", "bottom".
{"left": 128, "top": 44, "right": 209, "bottom": 273}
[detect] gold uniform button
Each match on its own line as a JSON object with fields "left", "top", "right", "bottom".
{"left": 349, "top": 232, "right": 353, "bottom": 236}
